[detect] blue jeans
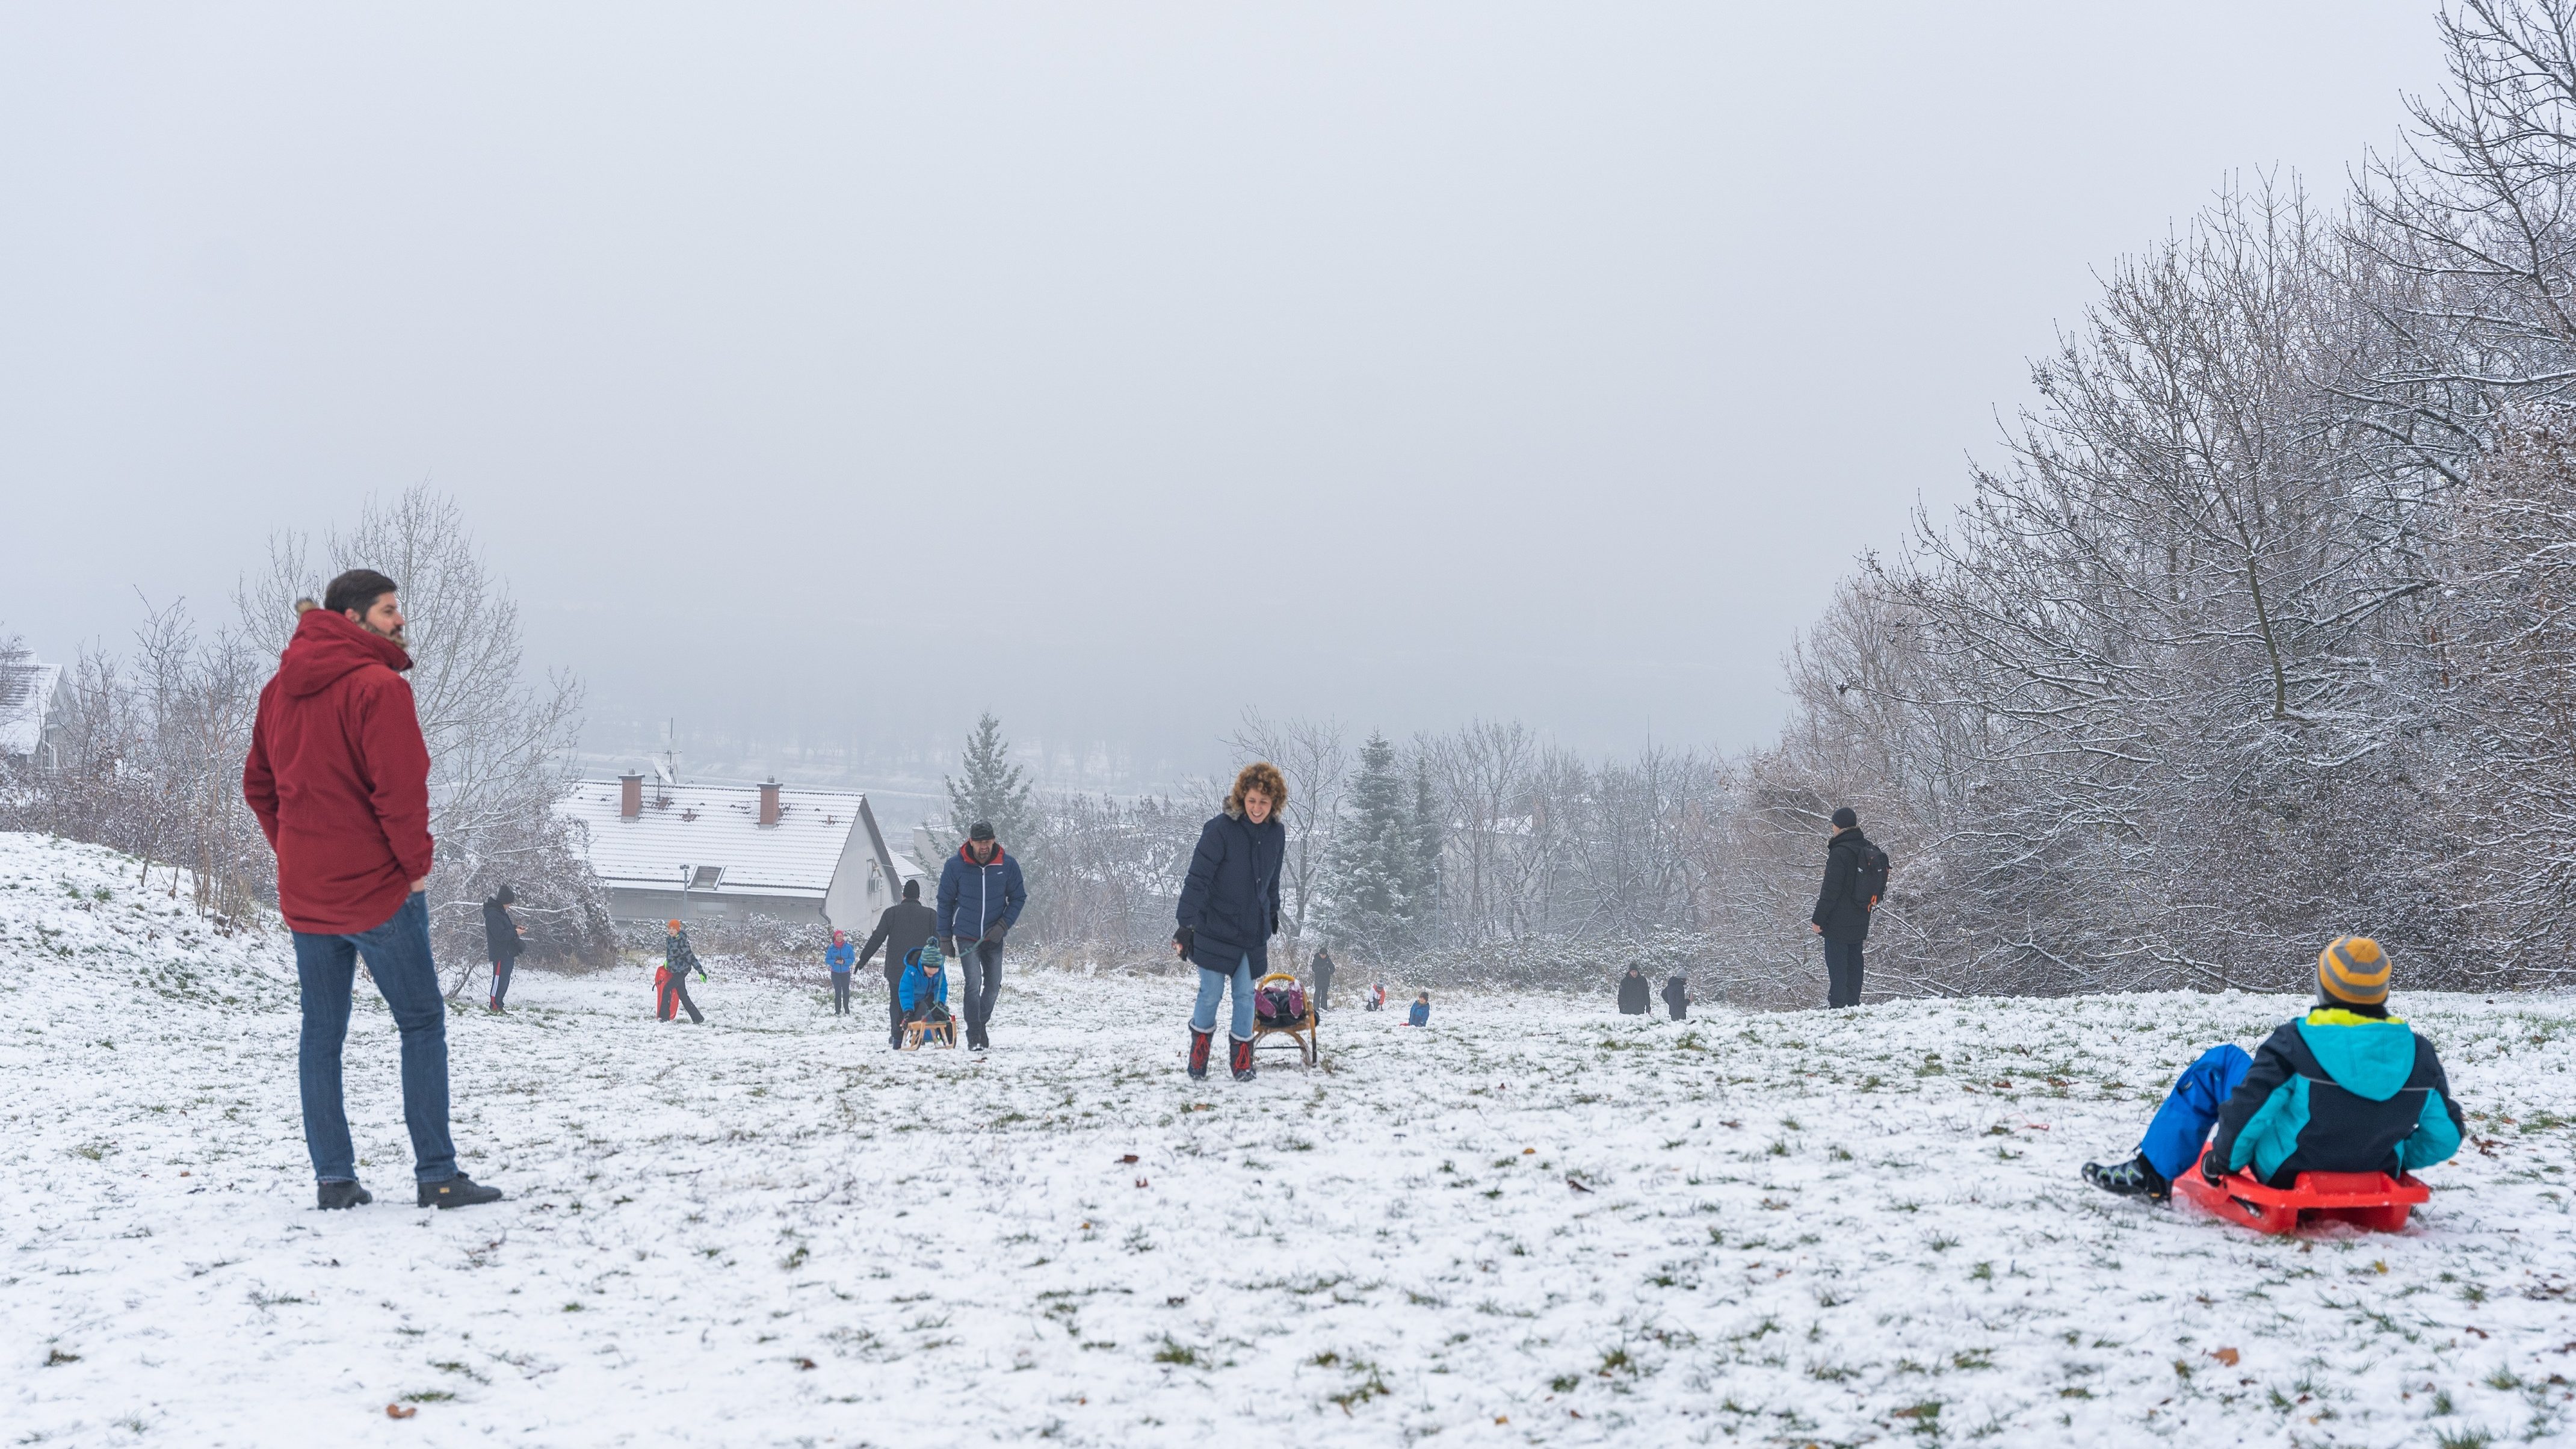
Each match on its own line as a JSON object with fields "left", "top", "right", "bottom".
{"left": 292, "top": 892, "right": 458, "bottom": 1184}
{"left": 1192, "top": 954, "right": 1256, "bottom": 1039}
{"left": 2137, "top": 1044, "right": 2253, "bottom": 1181}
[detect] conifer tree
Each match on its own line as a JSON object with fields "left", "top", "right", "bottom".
{"left": 942, "top": 712, "right": 1035, "bottom": 855}
{"left": 1406, "top": 759, "right": 1442, "bottom": 945}
{"left": 1320, "top": 732, "right": 1416, "bottom": 956}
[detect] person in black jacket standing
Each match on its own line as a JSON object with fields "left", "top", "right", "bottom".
{"left": 1617, "top": 963, "right": 1651, "bottom": 1015}
{"left": 859, "top": 879, "right": 938, "bottom": 1051}
{"left": 482, "top": 886, "right": 524, "bottom": 1013}
{"left": 1309, "top": 945, "right": 1336, "bottom": 1012}
{"left": 1662, "top": 972, "right": 1689, "bottom": 1021}
{"left": 1174, "top": 762, "right": 1288, "bottom": 1083}
{"left": 1811, "top": 807, "right": 1877, "bottom": 1009}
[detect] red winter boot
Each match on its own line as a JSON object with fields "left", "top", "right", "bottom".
{"left": 1188, "top": 1028, "right": 1213, "bottom": 1080}
{"left": 1230, "top": 1034, "right": 1256, "bottom": 1082}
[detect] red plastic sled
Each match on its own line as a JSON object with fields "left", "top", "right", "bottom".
{"left": 2173, "top": 1148, "right": 2429, "bottom": 1234}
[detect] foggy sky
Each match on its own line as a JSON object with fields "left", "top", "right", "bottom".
{"left": 1, "top": 3, "right": 2444, "bottom": 790}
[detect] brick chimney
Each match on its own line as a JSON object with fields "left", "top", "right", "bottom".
{"left": 758, "top": 778, "right": 782, "bottom": 828}
{"left": 619, "top": 773, "right": 643, "bottom": 821}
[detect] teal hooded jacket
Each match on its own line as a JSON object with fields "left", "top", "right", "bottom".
{"left": 2210, "top": 1008, "right": 2464, "bottom": 1187}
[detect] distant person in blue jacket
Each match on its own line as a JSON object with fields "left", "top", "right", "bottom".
{"left": 824, "top": 930, "right": 856, "bottom": 1016}
{"left": 1407, "top": 992, "right": 1430, "bottom": 1027}
{"left": 2084, "top": 937, "right": 2465, "bottom": 1203}
{"left": 937, "top": 822, "right": 1026, "bottom": 1052}
{"left": 898, "top": 940, "right": 952, "bottom": 1036}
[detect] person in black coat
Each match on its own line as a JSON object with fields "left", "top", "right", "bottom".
{"left": 1662, "top": 972, "right": 1688, "bottom": 1021}
{"left": 481, "top": 886, "right": 524, "bottom": 1012}
{"left": 1309, "top": 945, "right": 1336, "bottom": 1012}
{"left": 1811, "top": 807, "right": 1877, "bottom": 1009}
{"left": 1617, "top": 963, "right": 1651, "bottom": 1015}
{"left": 859, "top": 879, "right": 938, "bottom": 1051}
{"left": 1175, "top": 762, "right": 1288, "bottom": 1083}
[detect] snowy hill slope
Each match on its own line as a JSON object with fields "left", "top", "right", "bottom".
{"left": 5, "top": 829, "right": 2576, "bottom": 1447}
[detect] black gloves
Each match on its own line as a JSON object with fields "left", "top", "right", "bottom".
{"left": 1173, "top": 925, "right": 1195, "bottom": 958}
{"left": 940, "top": 936, "right": 957, "bottom": 960}
{"left": 983, "top": 921, "right": 1009, "bottom": 946}
{"left": 2201, "top": 1151, "right": 2229, "bottom": 1187}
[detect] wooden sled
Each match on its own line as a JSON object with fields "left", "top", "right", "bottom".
{"left": 904, "top": 1013, "right": 957, "bottom": 1050}
{"left": 1250, "top": 972, "right": 1319, "bottom": 1067}
{"left": 2174, "top": 1147, "right": 2429, "bottom": 1234}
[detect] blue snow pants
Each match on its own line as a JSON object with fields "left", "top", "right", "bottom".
{"left": 2137, "top": 1044, "right": 2253, "bottom": 1181}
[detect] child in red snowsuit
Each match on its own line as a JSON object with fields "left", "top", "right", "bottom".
{"left": 658, "top": 919, "right": 706, "bottom": 1024}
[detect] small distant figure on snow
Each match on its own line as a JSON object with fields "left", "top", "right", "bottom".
{"left": 1407, "top": 991, "right": 1431, "bottom": 1027}
{"left": 1310, "top": 944, "right": 1337, "bottom": 1012}
{"left": 482, "top": 885, "right": 523, "bottom": 1013}
{"left": 2081, "top": 937, "right": 2464, "bottom": 1205}
{"left": 1662, "top": 972, "right": 1688, "bottom": 1021}
{"left": 658, "top": 920, "right": 706, "bottom": 1024}
{"left": 825, "top": 929, "right": 855, "bottom": 1016}
{"left": 1617, "top": 963, "right": 1651, "bottom": 1015}
{"left": 1367, "top": 981, "right": 1386, "bottom": 1012}
{"left": 1811, "top": 807, "right": 1887, "bottom": 1009}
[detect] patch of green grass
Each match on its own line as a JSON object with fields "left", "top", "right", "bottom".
{"left": 1152, "top": 1338, "right": 1199, "bottom": 1367}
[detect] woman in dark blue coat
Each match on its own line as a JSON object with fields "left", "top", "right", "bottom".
{"left": 1174, "top": 761, "right": 1288, "bottom": 1082}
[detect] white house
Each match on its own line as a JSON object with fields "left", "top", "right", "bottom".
{"left": 557, "top": 774, "right": 930, "bottom": 930}
{"left": 0, "top": 658, "right": 63, "bottom": 766}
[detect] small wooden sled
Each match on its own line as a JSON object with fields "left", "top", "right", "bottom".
{"left": 2174, "top": 1148, "right": 2429, "bottom": 1234}
{"left": 1250, "top": 972, "right": 1319, "bottom": 1067}
{"left": 903, "top": 1013, "right": 957, "bottom": 1050}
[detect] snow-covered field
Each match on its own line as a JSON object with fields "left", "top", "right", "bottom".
{"left": 7, "top": 832, "right": 2576, "bottom": 1448}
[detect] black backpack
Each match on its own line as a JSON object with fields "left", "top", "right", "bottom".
{"left": 1850, "top": 841, "right": 1891, "bottom": 909}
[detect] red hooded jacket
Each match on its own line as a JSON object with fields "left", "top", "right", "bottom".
{"left": 242, "top": 607, "right": 434, "bottom": 934}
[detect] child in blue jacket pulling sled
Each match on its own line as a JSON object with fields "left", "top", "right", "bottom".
{"left": 2084, "top": 936, "right": 2465, "bottom": 1204}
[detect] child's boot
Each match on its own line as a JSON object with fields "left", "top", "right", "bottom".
{"left": 1230, "top": 1034, "right": 1256, "bottom": 1082}
{"left": 1188, "top": 1028, "right": 1212, "bottom": 1080}
{"left": 2081, "top": 1153, "right": 2170, "bottom": 1203}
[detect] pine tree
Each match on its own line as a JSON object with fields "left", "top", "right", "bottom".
{"left": 1406, "top": 760, "right": 1442, "bottom": 945}
{"left": 1320, "top": 732, "right": 1417, "bottom": 957}
{"left": 942, "top": 712, "right": 1035, "bottom": 856}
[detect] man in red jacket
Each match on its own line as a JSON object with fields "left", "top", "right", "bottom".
{"left": 242, "top": 569, "right": 504, "bottom": 1212}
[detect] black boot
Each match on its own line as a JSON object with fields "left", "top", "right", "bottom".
{"left": 316, "top": 1180, "right": 374, "bottom": 1210}
{"left": 1188, "top": 1028, "right": 1212, "bottom": 1080}
{"left": 1230, "top": 1034, "right": 1255, "bottom": 1083}
{"left": 2082, "top": 1154, "right": 2170, "bottom": 1203}
{"left": 418, "top": 1175, "right": 505, "bottom": 1210}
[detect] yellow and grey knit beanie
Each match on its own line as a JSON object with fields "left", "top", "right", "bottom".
{"left": 2317, "top": 935, "right": 2391, "bottom": 1006}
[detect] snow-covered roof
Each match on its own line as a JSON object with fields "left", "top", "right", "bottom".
{"left": 888, "top": 851, "right": 929, "bottom": 882}
{"left": 0, "top": 662, "right": 61, "bottom": 757}
{"left": 557, "top": 780, "right": 872, "bottom": 900}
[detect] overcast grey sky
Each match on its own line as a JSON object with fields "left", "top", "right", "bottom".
{"left": 1, "top": 2, "right": 2445, "bottom": 787}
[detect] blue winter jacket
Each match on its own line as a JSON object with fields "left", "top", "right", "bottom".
{"left": 937, "top": 844, "right": 1027, "bottom": 941}
{"left": 2210, "top": 1009, "right": 2465, "bottom": 1187}
{"left": 1408, "top": 999, "right": 1430, "bottom": 1027}
{"left": 825, "top": 941, "right": 855, "bottom": 974}
{"left": 1175, "top": 803, "right": 1286, "bottom": 974}
{"left": 898, "top": 950, "right": 950, "bottom": 1013}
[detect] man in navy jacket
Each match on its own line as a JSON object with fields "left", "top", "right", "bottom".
{"left": 937, "top": 821, "right": 1026, "bottom": 1051}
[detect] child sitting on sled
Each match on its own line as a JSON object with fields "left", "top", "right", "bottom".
{"left": 1407, "top": 990, "right": 1430, "bottom": 1027}
{"left": 2083, "top": 936, "right": 2465, "bottom": 1203}
{"left": 898, "top": 939, "right": 954, "bottom": 1034}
